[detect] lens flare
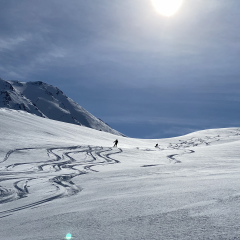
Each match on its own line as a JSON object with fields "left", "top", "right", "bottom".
{"left": 151, "top": 0, "right": 183, "bottom": 16}
{"left": 66, "top": 233, "right": 72, "bottom": 240}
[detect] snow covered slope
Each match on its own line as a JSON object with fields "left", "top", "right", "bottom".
{"left": 0, "top": 78, "right": 124, "bottom": 136}
{"left": 1, "top": 109, "right": 240, "bottom": 240}
{"left": 0, "top": 78, "right": 46, "bottom": 118}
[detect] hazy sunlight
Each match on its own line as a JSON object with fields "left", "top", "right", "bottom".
{"left": 151, "top": 0, "right": 183, "bottom": 16}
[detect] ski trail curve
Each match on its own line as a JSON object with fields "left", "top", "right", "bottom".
{"left": 0, "top": 145, "right": 122, "bottom": 218}
{"left": 165, "top": 129, "right": 240, "bottom": 163}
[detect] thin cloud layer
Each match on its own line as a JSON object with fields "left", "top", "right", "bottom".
{"left": 1, "top": 0, "right": 240, "bottom": 137}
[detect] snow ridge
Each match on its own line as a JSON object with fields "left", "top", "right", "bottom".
{"left": 0, "top": 78, "right": 46, "bottom": 118}
{"left": 0, "top": 78, "right": 124, "bottom": 136}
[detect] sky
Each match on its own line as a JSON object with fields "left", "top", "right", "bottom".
{"left": 1, "top": 0, "right": 240, "bottom": 138}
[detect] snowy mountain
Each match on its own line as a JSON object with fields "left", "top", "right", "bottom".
{"left": 0, "top": 78, "right": 46, "bottom": 118}
{"left": 0, "top": 78, "right": 124, "bottom": 136}
{"left": 1, "top": 108, "right": 240, "bottom": 240}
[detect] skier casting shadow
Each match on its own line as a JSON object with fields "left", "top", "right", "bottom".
{"left": 113, "top": 139, "right": 118, "bottom": 147}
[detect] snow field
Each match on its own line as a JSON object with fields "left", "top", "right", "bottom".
{"left": 1, "top": 109, "right": 240, "bottom": 239}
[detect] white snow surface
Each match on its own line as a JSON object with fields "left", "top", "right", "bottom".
{"left": 0, "top": 78, "right": 124, "bottom": 136}
{"left": 1, "top": 108, "right": 240, "bottom": 240}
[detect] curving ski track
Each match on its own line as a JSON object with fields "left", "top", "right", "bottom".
{"left": 1, "top": 129, "right": 240, "bottom": 217}
{"left": 166, "top": 129, "right": 240, "bottom": 164}
{"left": 0, "top": 146, "right": 122, "bottom": 217}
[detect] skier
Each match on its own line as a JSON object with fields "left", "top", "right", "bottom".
{"left": 155, "top": 143, "right": 159, "bottom": 148}
{"left": 113, "top": 139, "right": 118, "bottom": 147}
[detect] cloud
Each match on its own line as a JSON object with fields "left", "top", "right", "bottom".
{"left": 0, "top": 35, "right": 30, "bottom": 51}
{"left": 1, "top": 0, "right": 240, "bottom": 84}
{"left": 105, "top": 115, "right": 221, "bottom": 127}
{"left": 1, "top": 0, "right": 240, "bottom": 138}
{"left": 144, "top": 126, "right": 200, "bottom": 139}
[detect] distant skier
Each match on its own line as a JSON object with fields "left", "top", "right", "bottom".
{"left": 113, "top": 139, "right": 118, "bottom": 147}
{"left": 155, "top": 143, "right": 159, "bottom": 148}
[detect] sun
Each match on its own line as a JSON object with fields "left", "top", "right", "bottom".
{"left": 151, "top": 0, "right": 183, "bottom": 17}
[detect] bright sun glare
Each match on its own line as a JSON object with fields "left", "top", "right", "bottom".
{"left": 151, "top": 0, "right": 183, "bottom": 16}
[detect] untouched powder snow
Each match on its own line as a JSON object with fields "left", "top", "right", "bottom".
{"left": 1, "top": 109, "right": 240, "bottom": 240}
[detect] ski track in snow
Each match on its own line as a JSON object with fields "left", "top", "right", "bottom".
{"left": 143, "top": 129, "right": 240, "bottom": 166}
{"left": 1, "top": 129, "right": 240, "bottom": 217}
{"left": 165, "top": 131, "right": 240, "bottom": 164}
{"left": 0, "top": 146, "right": 122, "bottom": 218}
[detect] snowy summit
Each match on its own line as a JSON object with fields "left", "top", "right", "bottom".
{"left": 0, "top": 78, "right": 124, "bottom": 136}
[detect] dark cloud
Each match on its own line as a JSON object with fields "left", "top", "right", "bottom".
{"left": 1, "top": 0, "right": 240, "bottom": 138}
